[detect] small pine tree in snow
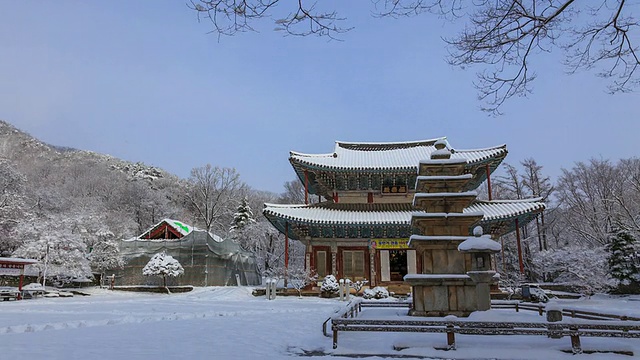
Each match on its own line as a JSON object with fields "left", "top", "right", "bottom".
{"left": 230, "top": 197, "right": 256, "bottom": 233}
{"left": 320, "top": 274, "right": 339, "bottom": 296}
{"left": 142, "top": 252, "right": 184, "bottom": 288}
{"left": 606, "top": 228, "right": 640, "bottom": 291}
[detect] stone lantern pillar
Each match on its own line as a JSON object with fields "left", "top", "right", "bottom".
{"left": 458, "top": 226, "right": 501, "bottom": 311}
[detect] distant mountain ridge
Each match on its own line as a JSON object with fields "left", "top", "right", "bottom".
{"left": 0, "top": 120, "right": 168, "bottom": 181}
{"left": 0, "top": 119, "right": 186, "bottom": 255}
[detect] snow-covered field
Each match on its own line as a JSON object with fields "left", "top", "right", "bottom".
{"left": 0, "top": 287, "right": 639, "bottom": 359}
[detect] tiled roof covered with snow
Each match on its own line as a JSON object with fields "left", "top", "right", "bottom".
{"left": 465, "top": 198, "right": 545, "bottom": 221}
{"left": 289, "top": 138, "right": 507, "bottom": 171}
{"left": 263, "top": 199, "right": 544, "bottom": 225}
{"left": 264, "top": 203, "right": 410, "bottom": 225}
{"left": 135, "top": 218, "right": 193, "bottom": 240}
{"left": 132, "top": 219, "right": 226, "bottom": 243}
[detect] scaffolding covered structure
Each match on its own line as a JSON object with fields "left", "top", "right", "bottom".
{"left": 114, "top": 219, "right": 260, "bottom": 287}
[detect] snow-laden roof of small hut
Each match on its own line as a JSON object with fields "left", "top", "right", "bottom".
{"left": 128, "top": 219, "right": 224, "bottom": 242}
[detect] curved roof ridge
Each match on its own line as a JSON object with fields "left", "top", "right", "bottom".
{"left": 473, "top": 197, "right": 544, "bottom": 204}
{"left": 289, "top": 150, "right": 335, "bottom": 158}
{"left": 263, "top": 203, "right": 309, "bottom": 209}
{"left": 335, "top": 137, "right": 447, "bottom": 151}
{"left": 452, "top": 144, "right": 507, "bottom": 153}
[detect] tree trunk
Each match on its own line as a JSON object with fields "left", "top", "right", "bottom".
{"left": 541, "top": 212, "right": 548, "bottom": 250}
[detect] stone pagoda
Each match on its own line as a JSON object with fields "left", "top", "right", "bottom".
{"left": 406, "top": 140, "right": 499, "bottom": 317}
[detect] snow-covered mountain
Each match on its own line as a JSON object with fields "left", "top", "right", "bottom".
{"left": 0, "top": 120, "right": 187, "bottom": 257}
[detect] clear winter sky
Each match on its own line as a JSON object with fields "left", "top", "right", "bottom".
{"left": 1, "top": 1, "right": 638, "bottom": 194}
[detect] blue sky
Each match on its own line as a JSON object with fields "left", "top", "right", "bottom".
{"left": 1, "top": 1, "right": 638, "bottom": 194}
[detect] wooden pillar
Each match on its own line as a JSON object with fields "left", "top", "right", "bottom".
{"left": 18, "top": 266, "right": 24, "bottom": 300}
{"left": 285, "top": 222, "right": 289, "bottom": 287}
{"left": 515, "top": 218, "right": 524, "bottom": 275}
{"left": 304, "top": 170, "right": 309, "bottom": 205}
{"left": 501, "top": 236, "right": 505, "bottom": 273}
{"left": 485, "top": 163, "right": 492, "bottom": 201}
{"left": 369, "top": 250, "right": 376, "bottom": 286}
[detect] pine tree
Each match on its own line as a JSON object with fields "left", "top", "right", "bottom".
{"left": 230, "top": 197, "right": 255, "bottom": 233}
{"left": 142, "top": 252, "right": 184, "bottom": 288}
{"left": 606, "top": 228, "right": 640, "bottom": 291}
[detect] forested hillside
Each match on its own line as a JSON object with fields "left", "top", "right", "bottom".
{"left": 0, "top": 120, "right": 295, "bottom": 281}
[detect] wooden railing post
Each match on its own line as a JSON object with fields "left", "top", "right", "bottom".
{"left": 570, "top": 325, "right": 582, "bottom": 354}
{"left": 333, "top": 326, "right": 339, "bottom": 349}
{"left": 446, "top": 323, "right": 456, "bottom": 350}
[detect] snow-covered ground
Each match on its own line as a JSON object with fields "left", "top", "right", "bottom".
{"left": 0, "top": 287, "right": 638, "bottom": 359}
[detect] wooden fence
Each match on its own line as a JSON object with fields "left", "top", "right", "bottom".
{"left": 328, "top": 299, "right": 640, "bottom": 354}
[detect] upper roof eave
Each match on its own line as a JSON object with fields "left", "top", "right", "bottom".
{"left": 289, "top": 140, "right": 508, "bottom": 173}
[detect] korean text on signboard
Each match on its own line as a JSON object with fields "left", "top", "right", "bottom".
{"left": 0, "top": 263, "right": 24, "bottom": 276}
{"left": 369, "top": 239, "right": 409, "bottom": 249}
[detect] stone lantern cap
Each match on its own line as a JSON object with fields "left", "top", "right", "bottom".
{"left": 458, "top": 226, "right": 501, "bottom": 253}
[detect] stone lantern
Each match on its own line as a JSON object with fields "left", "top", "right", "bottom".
{"left": 457, "top": 226, "right": 501, "bottom": 311}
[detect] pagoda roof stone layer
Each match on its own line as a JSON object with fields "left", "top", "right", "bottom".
{"left": 289, "top": 138, "right": 507, "bottom": 172}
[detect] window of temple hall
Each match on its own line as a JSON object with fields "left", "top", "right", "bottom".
{"left": 315, "top": 250, "right": 329, "bottom": 279}
{"left": 342, "top": 250, "right": 366, "bottom": 281}
{"left": 389, "top": 250, "right": 408, "bottom": 282}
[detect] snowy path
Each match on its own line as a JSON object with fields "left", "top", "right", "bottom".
{"left": 0, "top": 287, "right": 340, "bottom": 359}
{"left": 0, "top": 288, "right": 638, "bottom": 360}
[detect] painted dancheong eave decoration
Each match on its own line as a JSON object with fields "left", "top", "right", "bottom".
{"left": 289, "top": 138, "right": 507, "bottom": 198}
{"left": 263, "top": 199, "right": 545, "bottom": 240}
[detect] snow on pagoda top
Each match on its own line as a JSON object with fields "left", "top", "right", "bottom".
{"left": 458, "top": 227, "right": 502, "bottom": 252}
{"left": 289, "top": 138, "right": 507, "bottom": 171}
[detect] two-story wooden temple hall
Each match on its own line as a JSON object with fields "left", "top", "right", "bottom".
{"left": 263, "top": 138, "right": 545, "bottom": 294}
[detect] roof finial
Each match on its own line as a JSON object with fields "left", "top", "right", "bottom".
{"left": 431, "top": 139, "right": 451, "bottom": 159}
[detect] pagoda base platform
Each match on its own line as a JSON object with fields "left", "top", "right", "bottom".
{"left": 405, "top": 274, "right": 478, "bottom": 317}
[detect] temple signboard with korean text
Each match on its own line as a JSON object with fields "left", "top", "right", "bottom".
{"left": 369, "top": 239, "right": 409, "bottom": 249}
{"left": 0, "top": 262, "right": 24, "bottom": 276}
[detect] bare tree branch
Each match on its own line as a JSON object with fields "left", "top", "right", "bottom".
{"left": 190, "top": 0, "right": 640, "bottom": 114}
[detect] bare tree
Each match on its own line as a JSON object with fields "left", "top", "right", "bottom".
{"left": 184, "top": 164, "right": 246, "bottom": 234}
{"left": 556, "top": 158, "right": 620, "bottom": 246}
{"left": 494, "top": 163, "right": 526, "bottom": 200}
{"left": 277, "top": 178, "right": 323, "bottom": 204}
{"left": 0, "top": 160, "right": 27, "bottom": 254}
{"left": 521, "top": 158, "right": 554, "bottom": 251}
{"left": 192, "top": 1, "right": 640, "bottom": 114}
{"left": 190, "top": 0, "right": 351, "bottom": 39}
